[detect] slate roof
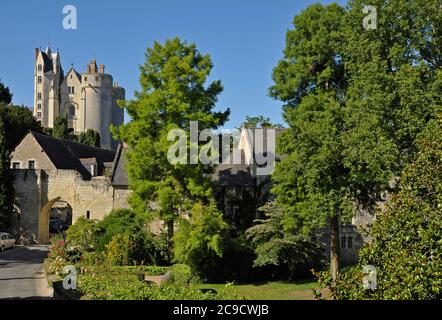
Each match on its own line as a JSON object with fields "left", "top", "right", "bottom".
{"left": 30, "top": 132, "right": 116, "bottom": 180}
{"left": 111, "top": 143, "right": 129, "bottom": 187}
{"left": 213, "top": 163, "right": 254, "bottom": 187}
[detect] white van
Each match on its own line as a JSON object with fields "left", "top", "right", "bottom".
{"left": 0, "top": 233, "right": 15, "bottom": 252}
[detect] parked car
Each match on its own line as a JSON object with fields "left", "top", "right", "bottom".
{"left": 0, "top": 232, "right": 15, "bottom": 252}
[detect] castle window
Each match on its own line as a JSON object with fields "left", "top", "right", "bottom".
{"left": 28, "top": 161, "right": 35, "bottom": 169}
{"left": 37, "top": 93, "right": 42, "bottom": 100}
{"left": 341, "top": 236, "right": 346, "bottom": 250}
{"left": 84, "top": 77, "right": 88, "bottom": 81}
{"left": 86, "top": 211, "right": 91, "bottom": 219}
{"left": 37, "top": 112, "right": 42, "bottom": 118}
{"left": 95, "top": 77, "right": 99, "bottom": 82}
{"left": 38, "top": 64, "right": 42, "bottom": 71}
{"left": 347, "top": 236, "right": 353, "bottom": 249}
{"left": 37, "top": 76, "right": 42, "bottom": 84}
{"left": 68, "top": 105, "right": 75, "bottom": 117}
{"left": 69, "top": 86, "right": 75, "bottom": 94}
{"left": 12, "top": 162, "right": 20, "bottom": 169}
{"left": 37, "top": 103, "right": 42, "bottom": 109}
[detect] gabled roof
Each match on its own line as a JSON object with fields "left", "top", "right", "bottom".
{"left": 213, "top": 163, "right": 254, "bottom": 187}
{"left": 111, "top": 143, "right": 129, "bottom": 187}
{"left": 30, "top": 132, "right": 116, "bottom": 180}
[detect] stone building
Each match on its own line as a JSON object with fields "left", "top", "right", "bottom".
{"left": 9, "top": 128, "right": 369, "bottom": 265}
{"left": 33, "top": 47, "right": 125, "bottom": 150}
{"left": 10, "top": 132, "right": 130, "bottom": 244}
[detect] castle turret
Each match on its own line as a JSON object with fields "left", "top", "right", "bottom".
{"left": 34, "top": 47, "right": 125, "bottom": 150}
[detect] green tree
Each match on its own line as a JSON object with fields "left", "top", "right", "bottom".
{"left": 322, "top": 116, "right": 442, "bottom": 300}
{"left": 52, "top": 114, "right": 70, "bottom": 140}
{"left": 269, "top": 3, "right": 397, "bottom": 283}
{"left": 173, "top": 203, "right": 229, "bottom": 280}
{"left": 241, "top": 115, "right": 284, "bottom": 129}
{"left": 340, "top": 0, "right": 441, "bottom": 165}
{"left": 0, "top": 106, "right": 14, "bottom": 229}
{"left": 112, "top": 38, "right": 230, "bottom": 245}
{"left": 79, "top": 129, "right": 101, "bottom": 148}
{"left": 0, "top": 81, "right": 12, "bottom": 104}
{"left": 1, "top": 104, "right": 42, "bottom": 150}
{"left": 246, "top": 202, "right": 323, "bottom": 280}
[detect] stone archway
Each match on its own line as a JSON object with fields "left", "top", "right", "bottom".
{"left": 38, "top": 197, "right": 61, "bottom": 244}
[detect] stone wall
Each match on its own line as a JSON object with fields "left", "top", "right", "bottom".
{"left": 11, "top": 169, "right": 130, "bottom": 244}
{"left": 10, "top": 170, "right": 43, "bottom": 244}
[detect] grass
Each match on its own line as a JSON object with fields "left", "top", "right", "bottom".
{"left": 194, "top": 280, "right": 328, "bottom": 300}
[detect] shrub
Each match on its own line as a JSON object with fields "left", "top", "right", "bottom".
{"left": 105, "top": 233, "right": 142, "bottom": 266}
{"left": 173, "top": 203, "right": 229, "bottom": 281}
{"left": 168, "top": 264, "right": 194, "bottom": 286}
{"left": 76, "top": 265, "right": 240, "bottom": 300}
{"left": 65, "top": 217, "right": 100, "bottom": 253}
{"left": 47, "top": 237, "right": 69, "bottom": 277}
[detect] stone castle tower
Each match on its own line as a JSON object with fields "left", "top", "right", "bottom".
{"left": 33, "top": 46, "right": 125, "bottom": 150}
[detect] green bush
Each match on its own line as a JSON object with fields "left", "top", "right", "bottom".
{"left": 168, "top": 264, "right": 194, "bottom": 286}
{"left": 76, "top": 265, "right": 239, "bottom": 300}
{"left": 65, "top": 217, "right": 100, "bottom": 253}
{"left": 96, "top": 209, "right": 143, "bottom": 251}
{"left": 105, "top": 233, "right": 143, "bottom": 266}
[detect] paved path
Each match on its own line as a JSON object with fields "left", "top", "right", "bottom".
{"left": 0, "top": 246, "right": 53, "bottom": 300}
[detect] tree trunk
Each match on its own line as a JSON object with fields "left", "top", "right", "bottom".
{"left": 330, "top": 213, "right": 340, "bottom": 286}
{"left": 167, "top": 219, "right": 174, "bottom": 249}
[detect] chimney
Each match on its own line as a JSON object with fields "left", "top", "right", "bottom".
{"left": 99, "top": 64, "right": 105, "bottom": 74}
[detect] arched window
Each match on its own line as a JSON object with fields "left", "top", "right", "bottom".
{"left": 69, "top": 105, "right": 75, "bottom": 117}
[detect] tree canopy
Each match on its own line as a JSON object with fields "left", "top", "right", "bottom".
{"left": 267, "top": 0, "right": 442, "bottom": 282}
{"left": 0, "top": 81, "right": 12, "bottom": 105}
{"left": 79, "top": 129, "right": 101, "bottom": 148}
{"left": 52, "top": 114, "right": 70, "bottom": 140}
{"left": 113, "top": 38, "right": 230, "bottom": 245}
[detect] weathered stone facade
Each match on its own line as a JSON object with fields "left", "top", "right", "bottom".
{"left": 10, "top": 169, "right": 131, "bottom": 244}
{"left": 9, "top": 132, "right": 130, "bottom": 244}
{"left": 33, "top": 47, "right": 125, "bottom": 150}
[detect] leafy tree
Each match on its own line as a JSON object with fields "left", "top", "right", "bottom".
{"left": 95, "top": 209, "right": 148, "bottom": 251}
{"left": 0, "top": 105, "right": 14, "bottom": 230}
{"left": 241, "top": 115, "right": 284, "bottom": 128}
{"left": 52, "top": 114, "right": 70, "bottom": 140}
{"left": 112, "top": 38, "right": 230, "bottom": 245}
{"left": 173, "top": 203, "right": 229, "bottom": 280}
{"left": 79, "top": 129, "right": 101, "bottom": 148}
{"left": 246, "top": 202, "right": 324, "bottom": 280}
{"left": 1, "top": 104, "right": 42, "bottom": 150}
{"left": 340, "top": 0, "right": 442, "bottom": 165}
{"left": 0, "top": 81, "right": 12, "bottom": 104}
{"left": 320, "top": 116, "right": 442, "bottom": 300}
{"left": 269, "top": 3, "right": 397, "bottom": 284}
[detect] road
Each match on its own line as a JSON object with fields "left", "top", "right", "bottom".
{"left": 0, "top": 246, "right": 53, "bottom": 299}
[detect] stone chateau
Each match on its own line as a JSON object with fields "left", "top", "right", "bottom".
{"left": 33, "top": 47, "right": 125, "bottom": 150}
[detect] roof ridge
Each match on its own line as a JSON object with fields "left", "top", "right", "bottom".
{"left": 30, "top": 131, "right": 112, "bottom": 153}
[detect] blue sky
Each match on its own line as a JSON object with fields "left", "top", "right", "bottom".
{"left": 0, "top": 0, "right": 345, "bottom": 129}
